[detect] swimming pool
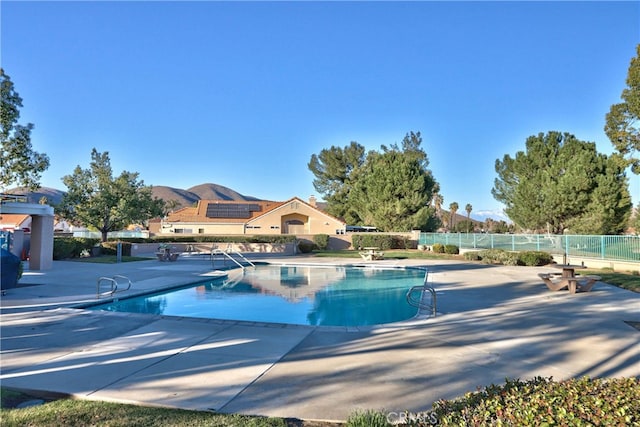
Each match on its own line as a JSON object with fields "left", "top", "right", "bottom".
{"left": 89, "top": 264, "right": 427, "bottom": 327}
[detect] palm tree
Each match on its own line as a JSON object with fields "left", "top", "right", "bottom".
{"left": 485, "top": 218, "right": 494, "bottom": 233}
{"left": 464, "top": 203, "right": 473, "bottom": 233}
{"left": 449, "top": 202, "right": 459, "bottom": 231}
{"left": 432, "top": 193, "right": 443, "bottom": 216}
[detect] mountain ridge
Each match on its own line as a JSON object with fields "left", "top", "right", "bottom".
{"left": 4, "top": 183, "right": 261, "bottom": 209}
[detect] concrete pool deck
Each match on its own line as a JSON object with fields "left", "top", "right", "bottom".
{"left": 1, "top": 254, "right": 639, "bottom": 423}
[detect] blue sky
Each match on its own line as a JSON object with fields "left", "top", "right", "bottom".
{"left": 2, "top": 1, "right": 639, "bottom": 220}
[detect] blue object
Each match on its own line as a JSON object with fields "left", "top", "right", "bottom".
{"left": 89, "top": 265, "right": 425, "bottom": 327}
{"left": 1, "top": 248, "right": 21, "bottom": 290}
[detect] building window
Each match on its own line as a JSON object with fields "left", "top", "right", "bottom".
{"left": 198, "top": 228, "right": 205, "bottom": 234}
{"left": 175, "top": 228, "right": 193, "bottom": 234}
{"left": 270, "top": 225, "right": 280, "bottom": 229}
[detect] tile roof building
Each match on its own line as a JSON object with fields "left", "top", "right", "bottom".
{"left": 158, "top": 197, "right": 346, "bottom": 236}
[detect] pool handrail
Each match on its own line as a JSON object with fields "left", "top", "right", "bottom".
{"left": 211, "top": 248, "right": 255, "bottom": 269}
{"left": 406, "top": 270, "right": 436, "bottom": 317}
{"left": 97, "top": 275, "right": 132, "bottom": 298}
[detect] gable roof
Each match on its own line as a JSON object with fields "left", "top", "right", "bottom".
{"left": 166, "top": 200, "right": 286, "bottom": 223}
{"left": 164, "top": 197, "right": 346, "bottom": 226}
{"left": 0, "top": 214, "right": 31, "bottom": 228}
{"left": 247, "top": 197, "right": 345, "bottom": 225}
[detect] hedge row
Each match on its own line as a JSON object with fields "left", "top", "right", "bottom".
{"left": 53, "top": 238, "right": 100, "bottom": 260}
{"left": 431, "top": 243, "right": 460, "bottom": 254}
{"left": 431, "top": 376, "right": 640, "bottom": 426}
{"left": 463, "top": 249, "right": 553, "bottom": 266}
{"left": 53, "top": 238, "right": 136, "bottom": 259}
{"left": 346, "top": 376, "right": 639, "bottom": 426}
{"left": 351, "top": 234, "right": 413, "bottom": 250}
{"left": 53, "top": 235, "right": 298, "bottom": 259}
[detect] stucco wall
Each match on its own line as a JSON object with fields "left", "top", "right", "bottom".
{"left": 159, "top": 198, "right": 346, "bottom": 236}
{"left": 130, "top": 242, "right": 296, "bottom": 256}
{"left": 159, "top": 223, "right": 246, "bottom": 235}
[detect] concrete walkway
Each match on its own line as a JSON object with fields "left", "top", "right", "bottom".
{"left": 1, "top": 255, "right": 639, "bottom": 423}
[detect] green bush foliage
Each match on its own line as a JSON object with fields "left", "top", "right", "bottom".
{"left": 429, "top": 376, "right": 640, "bottom": 426}
{"left": 394, "top": 235, "right": 414, "bottom": 249}
{"left": 466, "top": 249, "right": 552, "bottom": 267}
{"left": 432, "top": 243, "right": 445, "bottom": 253}
{"left": 444, "top": 244, "right": 459, "bottom": 254}
{"left": 109, "top": 237, "right": 149, "bottom": 243}
{"left": 352, "top": 234, "right": 393, "bottom": 250}
{"left": 463, "top": 251, "right": 481, "bottom": 261}
{"left": 297, "top": 241, "right": 315, "bottom": 253}
{"left": 475, "top": 249, "right": 519, "bottom": 265}
{"left": 345, "top": 409, "right": 392, "bottom": 427}
{"left": 313, "top": 234, "right": 329, "bottom": 250}
{"left": 53, "top": 237, "right": 100, "bottom": 260}
{"left": 517, "top": 250, "right": 553, "bottom": 266}
{"left": 100, "top": 241, "right": 132, "bottom": 256}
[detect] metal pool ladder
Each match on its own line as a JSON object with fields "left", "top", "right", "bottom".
{"left": 97, "top": 275, "right": 132, "bottom": 298}
{"left": 406, "top": 269, "right": 437, "bottom": 317}
{"left": 211, "top": 245, "right": 255, "bottom": 270}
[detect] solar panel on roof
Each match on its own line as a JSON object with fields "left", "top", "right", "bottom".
{"left": 205, "top": 203, "right": 262, "bottom": 219}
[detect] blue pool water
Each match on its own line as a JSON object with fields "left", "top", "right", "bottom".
{"left": 90, "top": 265, "right": 425, "bottom": 327}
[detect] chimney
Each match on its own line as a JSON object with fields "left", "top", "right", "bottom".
{"left": 309, "top": 195, "right": 317, "bottom": 207}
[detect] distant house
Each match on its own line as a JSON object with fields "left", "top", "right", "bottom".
{"left": 158, "top": 197, "right": 346, "bottom": 235}
{"left": 0, "top": 214, "right": 31, "bottom": 232}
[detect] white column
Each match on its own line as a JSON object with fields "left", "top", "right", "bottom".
{"left": 29, "top": 214, "right": 54, "bottom": 270}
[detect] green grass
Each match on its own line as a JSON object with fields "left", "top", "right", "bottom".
{"left": 0, "top": 394, "right": 292, "bottom": 427}
{"left": 311, "top": 249, "right": 457, "bottom": 260}
{"left": 70, "top": 255, "right": 154, "bottom": 263}
{"left": 583, "top": 269, "right": 640, "bottom": 292}
{"left": 313, "top": 250, "right": 640, "bottom": 292}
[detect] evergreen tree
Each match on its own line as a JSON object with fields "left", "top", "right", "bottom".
{"left": 308, "top": 132, "right": 440, "bottom": 231}
{"left": 605, "top": 44, "right": 640, "bottom": 173}
{"left": 307, "top": 141, "right": 366, "bottom": 224}
{"left": 493, "top": 131, "right": 631, "bottom": 234}
{"left": 349, "top": 132, "right": 439, "bottom": 231}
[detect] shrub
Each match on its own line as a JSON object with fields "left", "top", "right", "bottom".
{"left": 463, "top": 251, "right": 481, "bottom": 261}
{"left": 476, "top": 249, "right": 508, "bottom": 264}
{"left": 53, "top": 237, "right": 99, "bottom": 259}
{"left": 297, "top": 240, "right": 315, "bottom": 253}
{"left": 432, "top": 243, "right": 445, "bottom": 253}
{"left": 501, "top": 251, "right": 519, "bottom": 266}
{"left": 429, "top": 376, "right": 640, "bottom": 426}
{"left": 53, "top": 238, "right": 76, "bottom": 260}
{"left": 352, "top": 234, "right": 395, "bottom": 250}
{"left": 393, "top": 235, "right": 414, "bottom": 249}
{"left": 313, "top": 234, "right": 329, "bottom": 250}
{"left": 517, "top": 250, "right": 553, "bottom": 266}
{"left": 444, "top": 244, "right": 459, "bottom": 255}
{"left": 100, "top": 241, "right": 132, "bottom": 257}
{"left": 345, "top": 409, "right": 391, "bottom": 427}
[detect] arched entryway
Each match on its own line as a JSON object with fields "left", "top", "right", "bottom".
{"left": 282, "top": 214, "right": 308, "bottom": 234}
